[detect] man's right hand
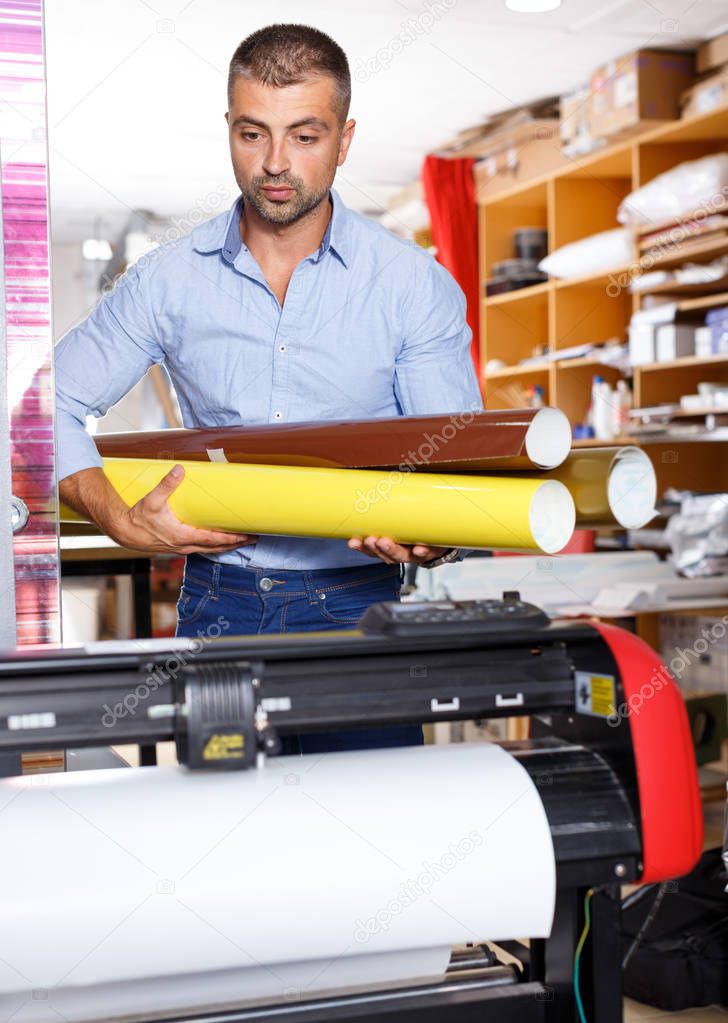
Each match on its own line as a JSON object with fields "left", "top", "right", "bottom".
{"left": 59, "top": 463, "right": 255, "bottom": 555}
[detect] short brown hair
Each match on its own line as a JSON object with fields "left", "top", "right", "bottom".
{"left": 228, "top": 24, "right": 351, "bottom": 123}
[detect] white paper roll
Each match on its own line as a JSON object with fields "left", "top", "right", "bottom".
{"left": 0, "top": 743, "right": 555, "bottom": 1022}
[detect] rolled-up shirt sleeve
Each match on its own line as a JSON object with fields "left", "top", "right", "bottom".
{"left": 394, "top": 254, "right": 483, "bottom": 418}
{"left": 54, "top": 259, "right": 165, "bottom": 481}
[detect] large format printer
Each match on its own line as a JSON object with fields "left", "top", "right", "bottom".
{"left": 0, "top": 596, "right": 702, "bottom": 1023}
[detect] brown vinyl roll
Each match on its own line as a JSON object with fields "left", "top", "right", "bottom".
{"left": 94, "top": 407, "right": 572, "bottom": 472}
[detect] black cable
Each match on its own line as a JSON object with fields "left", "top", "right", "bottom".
{"left": 622, "top": 881, "right": 670, "bottom": 970}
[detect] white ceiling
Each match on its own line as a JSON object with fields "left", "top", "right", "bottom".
{"left": 45, "top": 0, "right": 728, "bottom": 243}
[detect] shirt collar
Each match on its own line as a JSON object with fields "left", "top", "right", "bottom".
{"left": 191, "top": 187, "right": 350, "bottom": 268}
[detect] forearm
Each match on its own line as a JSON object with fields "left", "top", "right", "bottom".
{"left": 59, "top": 464, "right": 254, "bottom": 556}
{"left": 59, "top": 467, "right": 131, "bottom": 544}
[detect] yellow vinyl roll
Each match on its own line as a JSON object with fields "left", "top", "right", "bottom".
{"left": 92, "top": 457, "right": 576, "bottom": 554}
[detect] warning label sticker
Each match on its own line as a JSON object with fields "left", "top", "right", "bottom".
{"left": 575, "top": 671, "right": 616, "bottom": 718}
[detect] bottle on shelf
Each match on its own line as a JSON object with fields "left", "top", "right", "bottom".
{"left": 613, "top": 379, "right": 632, "bottom": 438}
{"left": 587, "top": 375, "right": 601, "bottom": 433}
{"left": 591, "top": 374, "right": 616, "bottom": 441}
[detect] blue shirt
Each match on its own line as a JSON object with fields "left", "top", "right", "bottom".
{"left": 55, "top": 188, "right": 483, "bottom": 569}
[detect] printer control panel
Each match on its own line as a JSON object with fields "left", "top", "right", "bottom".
{"left": 359, "top": 592, "right": 550, "bottom": 636}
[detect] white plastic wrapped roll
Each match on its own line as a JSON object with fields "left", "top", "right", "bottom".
{"left": 546, "top": 446, "right": 657, "bottom": 530}
{"left": 0, "top": 743, "right": 556, "bottom": 1022}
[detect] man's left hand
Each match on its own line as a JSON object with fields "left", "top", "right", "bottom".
{"left": 347, "top": 536, "right": 446, "bottom": 565}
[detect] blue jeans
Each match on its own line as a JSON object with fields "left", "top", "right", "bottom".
{"left": 175, "top": 554, "right": 423, "bottom": 754}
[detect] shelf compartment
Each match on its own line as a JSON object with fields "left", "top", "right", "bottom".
{"left": 552, "top": 362, "right": 625, "bottom": 430}
{"left": 482, "top": 364, "right": 550, "bottom": 410}
{"left": 480, "top": 181, "right": 548, "bottom": 280}
{"left": 638, "top": 440, "right": 728, "bottom": 495}
{"left": 552, "top": 282, "right": 632, "bottom": 350}
{"left": 634, "top": 355, "right": 728, "bottom": 408}
{"left": 485, "top": 280, "right": 551, "bottom": 306}
{"left": 551, "top": 176, "right": 631, "bottom": 251}
{"left": 482, "top": 287, "right": 549, "bottom": 368}
{"left": 636, "top": 137, "right": 728, "bottom": 188}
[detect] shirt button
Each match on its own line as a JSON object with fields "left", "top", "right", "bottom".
{"left": 259, "top": 577, "right": 274, "bottom": 592}
{"left": 273, "top": 411, "right": 283, "bottom": 420}
{"left": 279, "top": 344, "right": 287, "bottom": 353}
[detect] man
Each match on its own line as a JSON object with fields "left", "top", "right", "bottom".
{"left": 56, "top": 23, "right": 483, "bottom": 752}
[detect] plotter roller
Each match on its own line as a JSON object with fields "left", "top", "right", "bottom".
{"left": 0, "top": 598, "right": 702, "bottom": 1023}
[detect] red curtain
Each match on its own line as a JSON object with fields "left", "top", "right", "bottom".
{"left": 421, "top": 154, "right": 480, "bottom": 378}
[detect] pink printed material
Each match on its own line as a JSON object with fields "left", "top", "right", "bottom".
{"left": 0, "top": 0, "right": 59, "bottom": 644}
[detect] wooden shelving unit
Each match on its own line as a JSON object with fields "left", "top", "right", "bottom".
{"left": 645, "top": 234, "right": 728, "bottom": 269}
{"left": 679, "top": 291, "right": 728, "bottom": 313}
{"left": 487, "top": 280, "right": 550, "bottom": 305}
{"left": 477, "top": 103, "right": 728, "bottom": 495}
{"left": 486, "top": 361, "right": 550, "bottom": 377}
{"left": 634, "top": 278, "right": 728, "bottom": 298}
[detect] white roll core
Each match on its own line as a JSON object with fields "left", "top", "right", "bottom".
{"left": 607, "top": 447, "right": 657, "bottom": 529}
{"left": 524, "top": 407, "right": 572, "bottom": 469}
{"left": 530, "top": 479, "right": 577, "bottom": 553}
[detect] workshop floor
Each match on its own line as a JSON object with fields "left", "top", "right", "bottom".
{"left": 625, "top": 1002, "right": 727, "bottom": 1020}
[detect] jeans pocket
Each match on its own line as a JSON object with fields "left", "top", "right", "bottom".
{"left": 176, "top": 579, "right": 212, "bottom": 626}
{"left": 316, "top": 578, "right": 401, "bottom": 626}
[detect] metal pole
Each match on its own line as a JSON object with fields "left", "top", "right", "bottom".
{"left": 0, "top": 140, "right": 17, "bottom": 647}
{"left": 0, "top": 0, "right": 61, "bottom": 646}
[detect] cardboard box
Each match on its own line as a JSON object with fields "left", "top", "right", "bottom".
{"left": 589, "top": 48, "right": 694, "bottom": 140}
{"left": 681, "top": 65, "right": 728, "bottom": 119}
{"left": 694, "top": 325, "right": 713, "bottom": 357}
{"left": 472, "top": 119, "right": 568, "bottom": 200}
{"left": 449, "top": 97, "right": 559, "bottom": 155}
{"left": 659, "top": 612, "right": 728, "bottom": 693}
{"left": 696, "top": 31, "right": 728, "bottom": 75}
{"left": 655, "top": 324, "right": 694, "bottom": 361}
{"left": 560, "top": 87, "right": 595, "bottom": 156}
{"left": 628, "top": 322, "right": 656, "bottom": 366}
